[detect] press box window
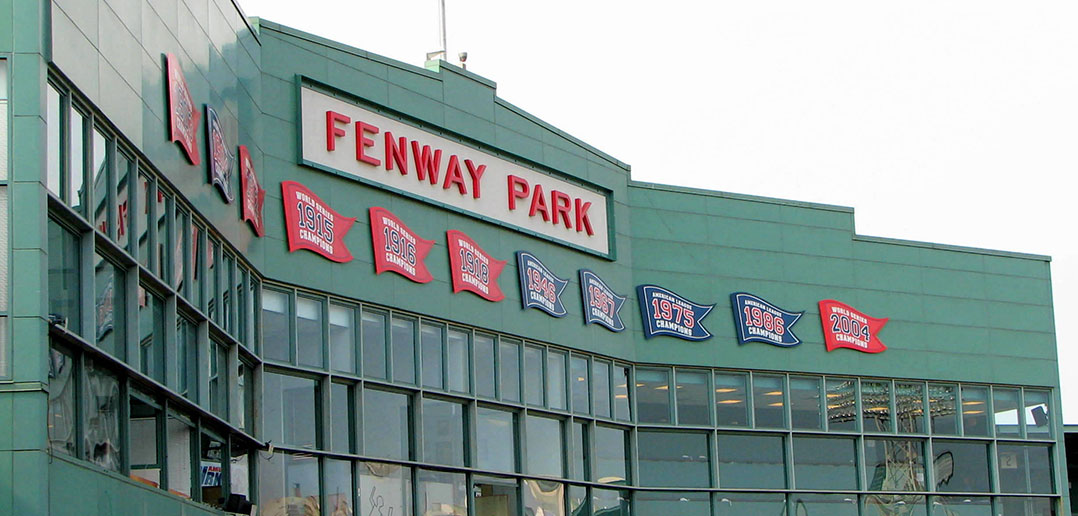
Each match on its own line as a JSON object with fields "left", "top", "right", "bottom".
{"left": 714, "top": 372, "right": 748, "bottom": 427}
{"left": 295, "top": 296, "right": 323, "bottom": 368}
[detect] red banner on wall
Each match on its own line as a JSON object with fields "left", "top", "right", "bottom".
{"left": 369, "top": 207, "right": 435, "bottom": 283}
{"left": 446, "top": 230, "right": 506, "bottom": 302}
{"left": 818, "top": 300, "right": 888, "bottom": 353}
{"left": 281, "top": 181, "right": 356, "bottom": 263}
{"left": 166, "top": 53, "right": 200, "bottom": 165}
{"left": 239, "top": 146, "right": 265, "bottom": 237}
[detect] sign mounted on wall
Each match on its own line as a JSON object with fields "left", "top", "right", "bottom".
{"left": 299, "top": 83, "right": 613, "bottom": 257}
{"left": 239, "top": 145, "right": 265, "bottom": 237}
{"left": 818, "top": 299, "right": 888, "bottom": 353}
{"left": 370, "top": 207, "right": 435, "bottom": 283}
{"left": 206, "top": 106, "right": 235, "bottom": 202}
{"left": 447, "top": 230, "right": 506, "bottom": 302}
{"left": 517, "top": 251, "right": 569, "bottom": 317}
{"left": 580, "top": 270, "right": 626, "bottom": 332}
{"left": 637, "top": 285, "right": 714, "bottom": 341}
{"left": 730, "top": 293, "right": 803, "bottom": 347}
{"left": 166, "top": 53, "right": 200, "bottom": 165}
{"left": 281, "top": 181, "right": 356, "bottom": 263}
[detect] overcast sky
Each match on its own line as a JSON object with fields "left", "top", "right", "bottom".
{"left": 241, "top": 1, "right": 1078, "bottom": 421}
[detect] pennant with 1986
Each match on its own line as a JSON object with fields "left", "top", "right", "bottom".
{"left": 517, "top": 252, "right": 569, "bottom": 317}
{"left": 637, "top": 285, "right": 714, "bottom": 341}
{"left": 731, "top": 292, "right": 803, "bottom": 347}
{"left": 580, "top": 270, "right": 626, "bottom": 332}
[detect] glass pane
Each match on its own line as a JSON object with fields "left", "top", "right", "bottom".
{"left": 636, "top": 368, "right": 671, "bottom": 424}
{"left": 594, "top": 425, "right": 628, "bottom": 485}
{"left": 93, "top": 253, "right": 125, "bottom": 359}
{"left": 447, "top": 328, "right": 469, "bottom": 393}
{"left": 793, "top": 436, "right": 858, "bottom": 490}
{"left": 392, "top": 317, "right": 416, "bottom": 384}
{"left": 296, "top": 296, "right": 323, "bottom": 368}
{"left": 994, "top": 387, "right": 1021, "bottom": 437}
{"left": 523, "top": 479, "right": 564, "bottom": 516}
{"left": 865, "top": 438, "right": 925, "bottom": 491}
{"left": 157, "top": 192, "right": 170, "bottom": 281}
{"left": 717, "top": 433, "right": 785, "bottom": 489}
{"left": 895, "top": 382, "right": 926, "bottom": 434}
{"left": 208, "top": 340, "right": 228, "bottom": 418}
{"left": 790, "top": 376, "right": 822, "bottom": 430}
{"left": 421, "top": 323, "right": 444, "bottom": 389}
{"left": 569, "top": 485, "right": 587, "bottom": 516}
{"left": 330, "top": 304, "right": 355, "bottom": 373}
{"left": 258, "top": 451, "right": 285, "bottom": 510}
{"left": 613, "top": 365, "right": 630, "bottom": 421}
{"left": 92, "top": 129, "right": 108, "bottom": 234}
{"left": 997, "top": 444, "right": 1052, "bottom": 493}
{"left": 172, "top": 210, "right": 185, "bottom": 292}
{"left": 137, "top": 173, "right": 151, "bottom": 269}
{"left": 715, "top": 372, "right": 749, "bottom": 426}
{"left": 1024, "top": 390, "right": 1051, "bottom": 438}
{"left": 422, "top": 398, "right": 465, "bottom": 467}
{"left": 592, "top": 489, "right": 629, "bottom": 516}
{"left": 477, "top": 407, "right": 516, "bottom": 472}
{"left": 929, "top": 383, "right": 958, "bottom": 435}
{"left": 69, "top": 107, "right": 86, "bottom": 211}
{"left": 358, "top": 462, "right": 412, "bottom": 516}
{"left": 961, "top": 385, "right": 990, "bottom": 437}
{"left": 166, "top": 415, "right": 192, "bottom": 497}
{"left": 524, "top": 345, "right": 545, "bottom": 406}
{"left": 189, "top": 224, "right": 202, "bottom": 308}
{"left": 325, "top": 458, "right": 353, "bottom": 515}
{"left": 475, "top": 333, "right": 496, "bottom": 398}
{"left": 331, "top": 383, "right": 352, "bottom": 453}
{"left": 129, "top": 394, "right": 161, "bottom": 487}
{"left": 714, "top": 492, "right": 786, "bottom": 516}
{"left": 930, "top": 496, "right": 992, "bottom": 516}
{"left": 571, "top": 422, "right": 586, "bottom": 481}
{"left": 635, "top": 491, "right": 709, "bottom": 516}
{"left": 417, "top": 469, "right": 467, "bottom": 516}
{"left": 47, "top": 85, "right": 61, "bottom": 195}
{"left": 637, "top": 431, "right": 710, "bottom": 488}
{"left": 571, "top": 356, "right": 590, "bottom": 415}
{"left": 789, "top": 494, "right": 858, "bottom": 516}
{"left": 932, "top": 440, "right": 990, "bottom": 493}
{"left": 115, "top": 153, "right": 131, "bottom": 250}
{"left": 997, "top": 497, "right": 1056, "bottom": 516}
{"left": 176, "top": 318, "right": 197, "bottom": 400}
{"left": 48, "top": 220, "right": 82, "bottom": 335}
{"left": 199, "top": 433, "right": 225, "bottom": 507}
{"left": 261, "top": 289, "right": 290, "bottom": 362}
{"left": 499, "top": 339, "right": 520, "bottom": 402}
{"left": 593, "top": 361, "right": 612, "bottom": 418}
{"left": 753, "top": 374, "right": 785, "bottom": 428}
{"left": 525, "top": 415, "right": 563, "bottom": 477}
{"left": 47, "top": 345, "right": 77, "bottom": 456}
{"left": 285, "top": 454, "right": 320, "bottom": 514}
{"left": 363, "top": 388, "right": 410, "bottom": 460}
{"left": 361, "top": 309, "right": 388, "bottom": 379}
{"left": 474, "top": 476, "right": 519, "bottom": 516}
{"left": 237, "top": 362, "right": 252, "bottom": 432}
{"left": 862, "top": 380, "right": 892, "bottom": 432}
{"left": 864, "top": 496, "right": 926, "bottom": 516}
{"left": 547, "top": 351, "right": 567, "bottom": 410}
{"left": 263, "top": 373, "right": 318, "bottom": 449}
{"left": 138, "top": 287, "right": 165, "bottom": 383}
{"left": 827, "top": 377, "right": 859, "bottom": 431}
{"left": 676, "top": 370, "right": 710, "bottom": 425}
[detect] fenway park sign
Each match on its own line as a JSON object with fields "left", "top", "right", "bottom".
{"left": 299, "top": 82, "right": 612, "bottom": 256}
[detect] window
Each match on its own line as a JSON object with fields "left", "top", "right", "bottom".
{"left": 753, "top": 374, "right": 785, "bottom": 428}
{"left": 329, "top": 303, "right": 355, "bottom": 373}
{"left": 613, "top": 365, "right": 630, "bottom": 421}
{"left": 862, "top": 380, "right": 892, "bottom": 432}
{"left": 189, "top": 223, "right": 202, "bottom": 308}
{"left": 929, "top": 383, "right": 958, "bottom": 435}
{"left": 205, "top": 237, "right": 217, "bottom": 320}
{"left": 931, "top": 496, "right": 991, "bottom": 515}
{"left": 91, "top": 128, "right": 109, "bottom": 234}
{"left": 363, "top": 388, "right": 410, "bottom": 460}
{"left": 68, "top": 106, "right": 87, "bottom": 213}
{"left": 863, "top": 495, "right": 925, "bottom": 516}
{"left": 361, "top": 309, "right": 388, "bottom": 378}
{"left": 717, "top": 433, "right": 785, "bottom": 489}
{"left": 571, "top": 422, "right": 587, "bottom": 481}
{"left": 1024, "top": 389, "right": 1051, "bottom": 438}
{"left": 47, "top": 84, "right": 62, "bottom": 195}
{"left": 166, "top": 414, "right": 194, "bottom": 498}
{"left": 285, "top": 454, "right": 320, "bottom": 513}
{"left": 156, "top": 191, "right": 171, "bottom": 281}
{"left": 594, "top": 425, "right": 628, "bottom": 485}
{"left": 547, "top": 350, "right": 567, "bottom": 410}
{"left": 447, "top": 328, "right": 469, "bottom": 393}
{"left": 636, "top": 491, "right": 709, "bottom": 516}
{"left": 499, "top": 338, "right": 521, "bottom": 402}
{"left": 827, "top": 377, "right": 858, "bottom": 431}
{"left": 676, "top": 370, "right": 710, "bottom": 425}
{"left": 261, "top": 289, "right": 290, "bottom": 362}
{"left": 997, "top": 444, "right": 1052, "bottom": 494}
{"left": 476, "top": 407, "right": 516, "bottom": 472}
{"left": 130, "top": 393, "right": 163, "bottom": 488}
{"left": 592, "top": 489, "right": 629, "bottom": 516}
{"left": 474, "top": 332, "right": 496, "bottom": 398}
{"left": 237, "top": 360, "right": 254, "bottom": 432}
{"left": 391, "top": 316, "right": 416, "bottom": 384}
{"left": 47, "top": 344, "right": 77, "bottom": 456}
{"left": 637, "top": 431, "right": 710, "bottom": 488}
{"left": 932, "top": 440, "right": 990, "bottom": 492}
{"left": 417, "top": 469, "right": 467, "bottom": 516}
{"left": 137, "top": 173, "right": 151, "bottom": 269}
{"left": 199, "top": 432, "right": 225, "bottom": 506}
{"left": 325, "top": 458, "right": 353, "bottom": 515}
{"left": 93, "top": 253, "right": 126, "bottom": 358}
{"left": 358, "top": 462, "right": 412, "bottom": 516}
{"left": 789, "top": 494, "right": 857, "bottom": 516}
{"left": 864, "top": 438, "right": 924, "bottom": 491}
{"left": 138, "top": 286, "right": 165, "bottom": 383}
{"left": 172, "top": 208, "right": 186, "bottom": 293}
{"left": 48, "top": 219, "right": 82, "bottom": 335}
{"left": 296, "top": 296, "right": 323, "bottom": 368}
{"left": 421, "top": 397, "right": 465, "bottom": 467}
{"left": 263, "top": 372, "right": 319, "bottom": 449}
{"left": 115, "top": 152, "right": 132, "bottom": 251}
{"left": 474, "top": 476, "right": 518, "bottom": 516}
{"left": 994, "top": 387, "right": 1021, "bottom": 437}
{"left": 571, "top": 355, "right": 590, "bottom": 415}
{"left": 636, "top": 368, "right": 671, "bottom": 424}
{"left": 523, "top": 479, "right": 564, "bottom": 516}
{"left": 593, "top": 360, "right": 612, "bottom": 418}
{"left": 524, "top": 344, "right": 544, "bottom": 406}
{"left": 714, "top": 372, "right": 748, "bottom": 426}
{"left": 175, "top": 317, "right": 197, "bottom": 400}
{"left": 525, "top": 415, "right": 563, "bottom": 477}
{"left": 895, "top": 381, "right": 925, "bottom": 434}
{"left": 330, "top": 382, "right": 352, "bottom": 453}
{"left": 790, "top": 376, "right": 822, "bottom": 430}
{"left": 793, "top": 436, "right": 857, "bottom": 490}
{"left": 961, "top": 385, "right": 990, "bottom": 437}
{"left": 714, "top": 492, "right": 786, "bottom": 516}
{"left": 208, "top": 339, "right": 228, "bottom": 418}
{"left": 421, "top": 323, "right": 445, "bottom": 389}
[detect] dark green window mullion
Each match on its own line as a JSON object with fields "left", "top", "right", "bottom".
{"left": 318, "top": 375, "right": 332, "bottom": 454}
{"left": 518, "top": 408, "right": 530, "bottom": 475}
{"left": 854, "top": 377, "right": 863, "bottom": 433}
{"left": 440, "top": 323, "right": 450, "bottom": 392}
{"left": 286, "top": 289, "right": 297, "bottom": 365}
{"left": 923, "top": 437, "right": 937, "bottom": 493}
{"left": 782, "top": 374, "right": 793, "bottom": 432}
{"left": 746, "top": 371, "right": 756, "bottom": 428}
{"left": 709, "top": 429, "right": 719, "bottom": 489}
{"left": 178, "top": 209, "right": 191, "bottom": 300}
{"left": 78, "top": 225, "right": 94, "bottom": 336}
{"left": 627, "top": 366, "right": 636, "bottom": 425}
{"left": 888, "top": 379, "right": 897, "bottom": 433}
{"left": 784, "top": 431, "right": 795, "bottom": 490}
{"left": 628, "top": 424, "right": 639, "bottom": 488}
{"left": 668, "top": 366, "right": 679, "bottom": 425}
{"left": 144, "top": 177, "right": 158, "bottom": 276}
{"left": 102, "top": 136, "right": 116, "bottom": 239}
{"left": 986, "top": 385, "right": 997, "bottom": 439}
{"left": 192, "top": 419, "right": 204, "bottom": 503}
{"left": 159, "top": 398, "right": 171, "bottom": 492}
{"left": 491, "top": 334, "right": 501, "bottom": 400}
{"left": 855, "top": 434, "right": 866, "bottom": 491}
{"left": 465, "top": 399, "right": 478, "bottom": 471}
{"left": 411, "top": 390, "right": 422, "bottom": 463}
{"left": 954, "top": 383, "right": 966, "bottom": 437}
{"left": 161, "top": 193, "right": 175, "bottom": 288}
{"left": 705, "top": 369, "right": 716, "bottom": 427}
{"left": 988, "top": 439, "right": 1002, "bottom": 495}
{"left": 1016, "top": 388, "right": 1028, "bottom": 440}
{"left": 537, "top": 345, "right": 549, "bottom": 409}
{"left": 226, "top": 339, "right": 240, "bottom": 428}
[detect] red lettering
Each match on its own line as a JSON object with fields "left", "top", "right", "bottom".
{"left": 551, "top": 190, "right": 572, "bottom": 228}
{"left": 354, "top": 121, "right": 380, "bottom": 166}
{"left": 326, "top": 111, "right": 350, "bottom": 151}
{"left": 507, "top": 175, "right": 529, "bottom": 210}
{"left": 384, "top": 132, "right": 408, "bottom": 175}
{"left": 464, "top": 159, "right": 485, "bottom": 199}
{"left": 411, "top": 141, "right": 442, "bottom": 185}
{"left": 442, "top": 155, "right": 467, "bottom": 195}
{"left": 529, "top": 184, "right": 550, "bottom": 221}
{"left": 575, "top": 198, "right": 594, "bottom": 235}
{"left": 117, "top": 201, "right": 128, "bottom": 237}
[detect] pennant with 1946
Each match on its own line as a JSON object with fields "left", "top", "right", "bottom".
{"left": 731, "top": 292, "right": 803, "bottom": 347}
{"left": 517, "top": 252, "right": 569, "bottom": 317}
{"left": 637, "top": 285, "right": 714, "bottom": 341}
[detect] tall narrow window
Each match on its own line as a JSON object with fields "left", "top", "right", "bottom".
{"left": 421, "top": 323, "right": 445, "bottom": 389}
{"left": 48, "top": 219, "right": 82, "bottom": 335}
{"left": 296, "top": 296, "right": 323, "bottom": 368}
{"left": 447, "top": 328, "right": 469, "bottom": 393}
{"left": 138, "top": 287, "right": 165, "bottom": 383}
{"left": 137, "top": 173, "right": 151, "bottom": 269}
{"left": 476, "top": 407, "right": 516, "bottom": 472}
{"left": 263, "top": 373, "right": 318, "bottom": 449}
{"left": 570, "top": 355, "right": 590, "bottom": 415}
{"left": 861, "top": 380, "right": 891, "bottom": 432}
{"left": 422, "top": 398, "right": 465, "bottom": 467}
{"left": 325, "top": 458, "right": 353, "bottom": 515}
{"left": 46, "top": 84, "right": 62, "bottom": 195}
{"left": 330, "top": 382, "right": 352, "bottom": 453}
{"left": 208, "top": 339, "right": 228, "bottom": 418}
{"left": 474, "top": 333, "right": 496, "bottom": 398}
{"left": 363, "top": 388, "right": 410, "bottom": 460}
{"left": 525, "top": 415, "right": 564, "bottom": 477}
{"left": 592, "top": 360, "right": 612, "bottom": 418}
{"left": 1024, "top": 390, "right": 1051, "bottom": 438}
{"left": 789, "top": 376, "right": 822, "bottom": 430}
{"left": 961, "top": 385, "right": 990, "bottom": 437}
{"left": 93, "top": 253, "right": 126, "bottom": 359}
{"left": 499, "top": 338, "right": 521, "bottom": 402}
{"left": 91, "top": 128, "right": 109, "bottom": 234}
{"left": 173, "top": 209, "right": 186, "bottom": 293}
{"left": 714, "top": 372, "right": 748, "bottom": 426}
{"left": 636, "top": 368, "right": 671, "bottom": 424}
{"left": 261, "top": 289, "right": 290, "bottom": 362}
{"left": 205, "top": 238, "right": 217, "bottom": 320}
{"left": 753, "top": 374, "right": 786, "bottom": 429}
{"left": 166, "top": 414, "right": 193, "bottom": 497}
{"left": 156, "top": 191, "right": 171, "bottom": 281}
{"left": 358, "top": 463, "right": 411, "bottom": 516}
{"left": 826, "top": 378, "right": 858, "bottom": 431}
{"left": 594, "top": 425, "right": 628, "bottom": 485}
{"left": 613, "top": 365, "right": 631, "bottom": 421}
{"left": 329, "top": 304, "right": 355, "bottom": 374}
{"left": 175, "top": 317, "right": 197, "bottom": 400}
{"left": 929, "top": 383, "right": 958, "bottom": 435}
{"left": 994, "top": 387, "right": 1021, "bottom": 437}
{"left": 189, "top": 223, "right": 202, "bottom": 308}
{"left": 83, "top": 360, "right": 121, "bottom": 472}
{"left": 115, "top": 152, "right": 132, "bottom": 250}
{"left": 547, "top": 351, "right": 567, "bottom": 411}
{"left": 391, "top": 316, "right": 416, "bottom": 384}
{"left": 524, "top": 344, "right": 545, "bottom": 406}
{"left": 895, "top": 381, "right": 925, "bottom": 434}
{"left": 47, "top": 344, "right": 77, "bottom": 456}
{"left": 675, "top": 370, "right": 709, "bottom": 425}
{"left": 129, "top": 393, "right": 162, "bottom": 488}
{"left": 68, "top": 107, "right": 86, "bottom": 213}
{"left": 361, "top": 309, "right": 388, "bottom": 379}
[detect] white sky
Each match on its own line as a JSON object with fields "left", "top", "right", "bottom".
{"left": 240, "top": 1, "right": 1078, "bottom": 421}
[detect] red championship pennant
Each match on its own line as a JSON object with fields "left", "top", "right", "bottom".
{"left": 818, "top": 300, "right": 888, "bottom": 353}
{"left": 166, "top": 53, "right": 200, "bottom": 165}
{"left": 239, "top": 146, "right": 265, "bottom": 236}
{"left": 369, "top": 207, "right": 435, "bottom": 283}
{"left": 446, "top": 230, "right": 506, "bottom": 302}
{"left": 281, "top": 181, "right": 356, "bottom": 263}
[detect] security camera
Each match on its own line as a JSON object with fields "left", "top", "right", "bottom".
{"left": 458, "top": 52, "right": 468, "bottom": 62}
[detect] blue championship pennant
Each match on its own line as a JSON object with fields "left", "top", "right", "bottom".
{"left": 517, "top": 251, "right": 569, "bottom": 317}
{"left": 637, "top": 285, "right": 715, "bottom": 341}
{"left": 730, "top": 292, "right": 803, "bottom": 347}
{"left": 579, "top": 270, "right": 627, "bottom": 332}
{"left": 206, "top": 105, "right": 235, "bottom": 203}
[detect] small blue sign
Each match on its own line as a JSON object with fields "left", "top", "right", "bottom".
{"left": 637, "top": 285, "right": 715, "bottom": 341}
{"left": 580, "top": 270, "right": 627, "bottom": 332}
{"left": 731, "top": 292, "right": 803, "bottom": 347}
{"left": 517, "top": 251, "right": 569, "bottom": 317}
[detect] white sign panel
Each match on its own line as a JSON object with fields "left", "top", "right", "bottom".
{"left": 300, "top": 85, "right": 611, "bottom": 255}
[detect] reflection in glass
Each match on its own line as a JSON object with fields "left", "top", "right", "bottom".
{"left": 790, "top": 376, "right": 822, "bottom": 430}
{"left": 594, "top": 426, "right": 628, "bottom": 485}
{"left": 329, "top": 304, "right": 355, "bottom": 373}
{"left": 358, "top": 462, "right": 412, "bottom": 516}
{"left": 261, "top": 289, "right": 290, "bottom": 362}
{"left": 863, "top": 495, "right": 926, "bottom": 516}
{"left": 1024, "top": 390, "right": 1051, "bottom": 438}
{"left": 92, "top": 128, "right": 109, "bottom": 234}
{"left": 636, "top": 368, "right": 671, "bottom": 424}
{"left": 48, "top": 219, "right": 82, "bottom": 335}
{"left": 717, "top": 433, "right": 785, "bottom": 489}
{"left": 447, "top": 328, "right": 470, "bottom": 393}
{"left": 961, "top": 385, "right": 990, "bottom": 437}
{"left": 635, "top": 491, "right": 709, "bottom": 516}
{"left": 176, "top": 317, "right": 197, "bottom": 400}
{"left": 284, "top": 454, "right": 320, "bottom": 515}
{"left": 997, "top": 444, "right": 1052, "bottom": 494}
{"left": 571, "top": 355, "right": 590, "bottom": 415}
{"left": 753, "top": 374, "right": 785, "bottom": 428}
{"left": 862, "top": 380, "right": 892, "bottom": 432}
{"left": 500, "top": 339, "right": 521, "bottom": 402}
{"left": 83, "top": 359, "right": 122, "bottom": 472}
{"left": 69, "top": 107, "right": 86, "bottom": 212}
{"left": 525, "top": 415, "right": 563, "bottom": 477}
{"left": 474, "top": 476, "right": 518, "bottom": 516}
{"left": 172, "top": 209, "right": 185, "bottom": 293}
{"left": 523, "top": 479, "right": 565, "bottom": 516}
{"left": 827, "top": 378, "right": 859, "bottom": 431}
{"left": 638, "top": 431, "right": 710, "bottom": 488}
{"left": 421, "top": 323, "right": 445, "bottom": 389}
{"left": 571, "top": 422, "right": 587, "bottom": 481}
{"left": 363, "top": 388, "right": 410, "bottom": 460}
{"left": 713, "top": 492, "right": 786, "bottom": 516}
{"left": 330, "top": 383, "right": 351, "bottom": 453}
{"left": 932, "top": 440, "right": 990, "bottom": 493}
{"left": 715, "top": 372, "right": 748, "bottom": 426}
{"left": 548, "top": 351, "right": 567, "bottom": 410}
{"left": 997, "top": 497, "right": 1056, "bottom": 516}
{"left": 591, "top": 489, "right": 629, "bottom": 516}
{"left": 199, "top": 433, "right": 224, "bottom": 506}
{"left": 865, "top": 438, "right": 925, "bottom": 491}
{"left": 137, "top": 174, "right": 151, "bottom": 269}
{"left": 477, "top": 407, "right": 516, "bottom": 472}
{"left": 47, "top": 85, "right": 61, "bottom": 195}
{"left": 208, "top": 340, "right": 228, "bottom": 418}
{"left": 569, "top": 485, "right": 587, "bottom": 516}
{"left": 896, "top": 382, "right": 925, "bottom": 434}
{"left": 361, "top": 309, "right": 388, "bottom": 379}
{"left": 593, "top": 360, "right": 611, "bottom": 418}
{"left": 790, "top": 494, "right": 858, "bottom": 516}
{"left": 392, "top": 317, "right": 416, "bottom": 384}
{"left": 138, "top": 287, "right": 165, "bottom": 383}
{"left": 525, "top": 345, "right": 545, "bottom": 406}
{"left": 263, "top": 373, "right": 318, "bottom": 449}
{"left": 994, "top": 387, "right": 1021, "bottom": 437}
{"left": 793, "top": 436, "right": 857, "bottom": 490}
{"left": 417, "top": 469, "right": 467, "bottom": 516}
{"left": 116, "top": 152, "right": 132, "bottom": 250}
{"left": 613, "top": 365, "right": 631, "bottom": 421}
{"left": 48, "top": 346, "right": 77, "bottom": 456}
{"left": 325, "top": 458, "right": 353, "bottom": 516}
{"left": 677, "top": 370, "right": 710, "bottom": 425}
{"left": 929, "top": 383, "right": 958, "bottom": 435}
{"left": 93, "top": 253, "right": 126, "bottom": 359}
{"left": 930, "top": 496, "right": 992, "bottom": 516}
{"left": 475, "top": 333, "right": 496, "bottom": 398}
{"left": 296, "top": 296, "right": 323, "bottom": 368}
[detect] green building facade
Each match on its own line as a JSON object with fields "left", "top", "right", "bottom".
{"left": 0, "top": 0, "right": 1066, "bottom": 515}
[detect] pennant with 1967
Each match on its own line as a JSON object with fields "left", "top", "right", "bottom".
{"left": 580, "top": 270, "right": 626, "bottom": 332}
{"left": 731, "top": 292, "right": 803, "bottom": 347}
